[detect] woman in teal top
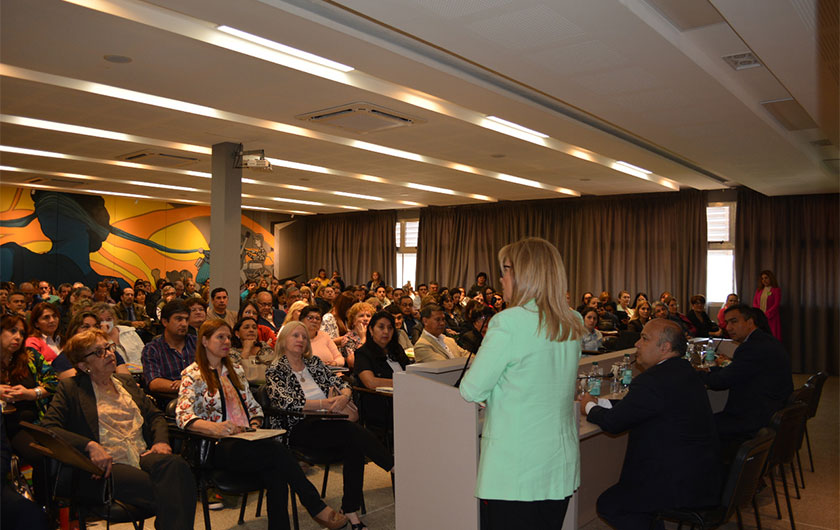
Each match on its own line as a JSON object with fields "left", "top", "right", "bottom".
{"left": 460, "top": 237, "right": 585, "bottom": 530}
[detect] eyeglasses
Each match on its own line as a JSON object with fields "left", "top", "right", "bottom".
{"left": 501, "top": 264, "right": 513, "bottom": 276}
{"left": 85, "top": 343, "right": 117, "bottom": 359}
{"left": 304, "top": 315, "right": 322, "bottom": 322}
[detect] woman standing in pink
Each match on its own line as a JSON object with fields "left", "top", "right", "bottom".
{"left": 752, "top": 269, "right": 782, "bottom": 341}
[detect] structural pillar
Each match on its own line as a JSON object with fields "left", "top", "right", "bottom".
{"left": 210, "top": 142, "right": 241, "bottom": 314}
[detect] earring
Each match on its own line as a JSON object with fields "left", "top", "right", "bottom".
{"left": 86, "top": 369, "right": 91, "bottom": 373}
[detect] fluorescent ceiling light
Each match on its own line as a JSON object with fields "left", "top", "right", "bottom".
{"left": 0, "top": 165, "right": 205, "bottom": 193}
{"left": 614, "top": 161, "right": 652, "bottom": 175}
{"left": 486, "top": 116, "right": 549, "bottom": 138}
{"left": 217, "top": 25, "right": 353, "bottom": 73}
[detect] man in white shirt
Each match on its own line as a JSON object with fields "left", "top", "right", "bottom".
{"left": 413, "top": 303, "right": 469, "bottom": 363}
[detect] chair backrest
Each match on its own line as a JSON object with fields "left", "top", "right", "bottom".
{"left": 787, "top": 385, "right": 815, "bottom": 407}
{"left": 767, "top": 402, "right": 809, "bottom": 466}
{"left": 804, "top": 371, "right": 828, "bottom": 419}
{"left": 20, "top": 421, "right": 103, "bottom": 476}
{"left": 720, "top": 428, "right": 775, "bottom": 521}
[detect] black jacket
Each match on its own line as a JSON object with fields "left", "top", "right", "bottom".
{"left": 587, "top": 357, "right": 720, "bottom": 511}
{"left": 41, "top": 373, "right": 168, "bottom": 453}
{"left": 700, "top": 329, "right": 793, "bottom": 436}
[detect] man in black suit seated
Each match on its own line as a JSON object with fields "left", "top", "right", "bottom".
{"left": 581, "top": 319, "right": 720, "bottom": 530}
{"left": 699, "top": 304, "right": 793, "bottom": 455}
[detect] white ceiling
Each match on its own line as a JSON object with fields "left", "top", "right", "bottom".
{"left": 0, "top": 0, "right": 837, "bottom": 215}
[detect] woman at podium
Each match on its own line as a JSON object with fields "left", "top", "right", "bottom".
{"left": 459, "top": 237, "right": 585, "bottom": 530}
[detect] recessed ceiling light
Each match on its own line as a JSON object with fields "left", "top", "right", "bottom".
{"left": 103, "top": 54, "right": 132, "bottom": 64}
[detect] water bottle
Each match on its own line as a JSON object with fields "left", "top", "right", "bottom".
{"left": 621, "top": 353, "right": 633, "bottom": 391}
{"left": 704, "top": 342, "right": 716, "bottom": 366}
{"left": 588, "top": 361, "right": 602, "bottom": 397}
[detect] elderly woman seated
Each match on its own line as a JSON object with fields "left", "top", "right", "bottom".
{"left": 339, "top": 302, "right": 375, "bottom": 369}
{"left": 176, "top": 319, "right": 347, "bottom": 530}
{"left": 265, "top": 322, "right": 393, "bottom": 530}
{"left": 299, "top": 305, "right": 344, "bottom": 367}
{"left": 40, "top": 328, "right": 197, "bottom": 529}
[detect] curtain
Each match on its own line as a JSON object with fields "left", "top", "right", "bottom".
{"left": 417, "top": 190, "right": 707, "bottom": 308}
{"left": 304, "top": 210, "right": 397, "bottom": 287}
{"left": 735, "top": 189, "right": 839, "bottom": 374}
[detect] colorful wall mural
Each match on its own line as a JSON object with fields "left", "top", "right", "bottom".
{"left": 0, "top": 188, "right": 277, "bottom": 289}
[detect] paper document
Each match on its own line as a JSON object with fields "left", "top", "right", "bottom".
{"left": 224, "top": 428, "right": 286, "bottom": 441}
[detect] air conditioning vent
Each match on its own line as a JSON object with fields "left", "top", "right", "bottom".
{"left": 722, "top": 52, "right": 762, "bottom": 71}
{"left": 296, "top": 102, "right": 425, "bottom": 134}
{"left": 116, "top": 150, "right": 199, "bottom": 168}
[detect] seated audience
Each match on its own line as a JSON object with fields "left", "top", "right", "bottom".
{"left": 596, "top": 301, "right": 621, "bottom": 332}
{"left": 364, "top": 271, "right": 385, "bottom": 293}
{"left": 256, "top": 290, "right": 286, "bottom": 335}
{"left": 665, "top": 297, "right": 697, "bottom": 337}
{"left": 321, "top": 292, "right": 355, "bottom": 348}
{"left": 575, "top": 291, "right": 594, "bottom": 313}
{"left": 114, "top": 286, "right": 152, "bottom": 332}
{"left": 339, "top": 302, "right": 374, "bottom": 369}
{"left": 52, "top": 311, "right": 131, "bottom": 379}
{"left": 413, "top": 304, "right": 469, "bottom": 363}
{"left": 716, "top": 293, "right": 739, "bottom": 338}
{"left": 353, "top": 311, "right": 411, "bottom": 431}
{"left": 466, "top": 272, "right": 490, "bottom": 298}
{"left": 580, "top": 307, "right": 603, "bottom": 352}
{"left": 42, "top": 328, "right": 197, "bottom": 529}
{"left": 142, "top": 300, "right": 196, "bottom": 399}
{"left": 1, "top": 313, "right": 58, "bottom": 506}
{"left": 384, "top": 304, "right": 413, "bottom": 351}
{"left": 25, "top": 302, "right": 62, "bottom": 361}
{"left": 230, "top": 317, "right": 276, "bottom": 380}
{"left": 698, "top": 304, "right": 793, "bottom": 456}
{"left": 265, "top": 322, "right": 393, "bottom": 529}
{"left": 397, "top": 295, "right": 419, "bottom": 339}
{"left": 630, "top": 292, "right": 648, "bottom": 311}
{"left": 176, "top": 320, "right": 347, "bottom": 530}
{"left": 209, "top": 287, "right": 236, "bottom": 328}
{"left": 616, "top": 290, "right": 633, "bottom": 322}
{"left": 456, "top": 303, "right": 494, "bottom": 354}
{"left": 237, "top": 300, "right": 276, "bottom": 346}
{"left": 627, "top": 301, "right": 652, "bottom": 333}
{"left": 651, "top": 301, "right": 669, "bottom": 320}
{"left": 581, "top": 319, "right": 720, "bottom": 529}
{"left": 92, "top": 302, "right": 143, "bottom": 366}
{"left": 686, "top": 294, "right": 721, "bottom": 338}
{"left": 440, "top": 293, "right": 463, "bottom": 336}
{"left": 299, "top": 305, "right": 344, "bottom": 367}
{"left": 185, "top": 297, "right": 207, "bottom": 336}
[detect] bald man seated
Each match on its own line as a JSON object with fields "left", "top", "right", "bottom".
{"left": 413, "top": 304, "right": 469, "bottom": 363}
{"left": 581, "top": 319, "right": 720, "bottom": 530}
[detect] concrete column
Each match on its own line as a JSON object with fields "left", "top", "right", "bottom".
{"left": 210, "top": 142, "right": 241, "bottom": 314}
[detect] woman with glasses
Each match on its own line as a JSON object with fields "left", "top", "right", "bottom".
{"left": 41, "top": 328, "right": 197, "bottom": 529}
{"left": 299, "top": 305, "right": 344, "bottom": 367}
{"left": 338, "top": 302, "right": 374, "bottom": 370}
{"left": 459, "top": 238, "right": 585, "bottom": 530}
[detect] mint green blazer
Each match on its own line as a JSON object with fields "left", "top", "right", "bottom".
{"left": 460, "top": 300, "right": 581, "bottom": 501}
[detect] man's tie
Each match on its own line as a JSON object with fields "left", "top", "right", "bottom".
{"left": 128, "top": 305, "right": 135, "bottom": 321}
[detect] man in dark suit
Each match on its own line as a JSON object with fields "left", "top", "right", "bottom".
{"left": 581, "top": 319, "right": 720, "bottom": 529}
{"left": 699, "top": 304, "right": 793, "bottom": 451}
{"left": 114, "top": 287, "right": 152, "bottom": 330}
{"left": 255, "top": 290, "right": 285, "bottom": 334}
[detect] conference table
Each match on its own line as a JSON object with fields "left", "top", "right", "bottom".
{"left": 392, "top": 345, "right": 732, "bottom": 530}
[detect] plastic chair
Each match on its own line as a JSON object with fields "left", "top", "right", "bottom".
{"left": 653, "top": 428, "right": 776, "bottom": 529}
{"left": 766, "top": 402, "right": 809, "bottom": 530}
{"left": 20, "top": 422, "right": 153, "bottom": 530}
{"left": 802, "top": 372, "right": 828, "bottom": 472}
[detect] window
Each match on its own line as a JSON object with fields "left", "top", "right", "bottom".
{"left": 396, "top": 219, "right": 418, "bottom": 289}
{"left": 706, "top": 203, "right": 736, "bottom": 303}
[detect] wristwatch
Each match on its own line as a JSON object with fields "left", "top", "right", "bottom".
{"left": 34, "top": 387, "right": 43, "bottom": 399}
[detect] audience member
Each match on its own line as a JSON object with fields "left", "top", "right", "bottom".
{"left": 627, "top": 301, "right": 651, "bottom": 333}
{"left": 413, "top": 304, "right": 469, "bottom": 363}
{"left": 340, "top": 302, "right": 374, "bottom": 369}
{"left": 114, "top": 287, "right": 152, "bottom": 332}
{"left": 580, "top": 307, "right": 603, "bottom": 352}
{"left": 185, "top": 297, "right": 207, "bottom": 336}
{"left": 256, "top": 290, "right": 285, "bottom": 335}
{"left": 581, "top": 319, "right": 720, "bottom": 529}
{"left": 310, "top": 268, "right": 331, "bottom": 288}
{"left": 686, "top": 294, "right": 721, "bottom": 338}
{"left": 237, "top": 300, "right": 275, "bottom": 346}
{"left": 397, "top": 295, "right": 419, "bottom": 338}
{"left": 142, "top": 300, "right": 196, "bottom": 399}
{"left": 716, "top": 293, "right": 739, "bottom": 338}
{"left": 698, "top": 304, "right": 793, "bottom": 457}
{"left": 467, "top": 272, "right": 490, "bottom": 298}
{"left": 664, "top": 297, "right": 697, "bottom": 337}
{"left": 176, "top": 320, "right": 347, "bottom": 530}
{"left": 300, "top": 305, "right": 344, "bottom": 367}
{"left": 208, "top": 287, "right": 236, "bottom": 328}
{"left": 456, "top": 303, "right": 493, "bottom": 354}
{"left": 753, "top": 269, "right": 782, "bottom": 341}
{"left": 384, "top": 304, "right": 413, "bottom": 351}
{"left": 25, "top": 302, "right": 62, "bottom": 361}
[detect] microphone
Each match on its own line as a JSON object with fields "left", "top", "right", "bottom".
{"left": 453, "top": 349, "right": 476, "bottom": 388}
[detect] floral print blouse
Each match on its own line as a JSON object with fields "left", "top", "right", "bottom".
{"left": 2, "top": 347, "right": 58, "bottom": 421}
{"left": 175, "top": 362, "right": 263, "bottom": 429}
{"left": 264, "top": 355, "right": 348, "bottom": 432}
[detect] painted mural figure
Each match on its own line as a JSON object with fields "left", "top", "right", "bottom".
{"left": 0, "top": 191, "right": 205, "bottom": 289}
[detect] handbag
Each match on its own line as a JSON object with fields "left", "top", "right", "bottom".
{"left": 328, "top": 386, "right": 358, "bottom": 423}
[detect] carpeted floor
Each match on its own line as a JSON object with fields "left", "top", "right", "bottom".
{"left": 90, "top": 374, "right": 838, "bottom": 530}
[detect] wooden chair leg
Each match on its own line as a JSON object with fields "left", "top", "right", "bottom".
{"left": 804, "top": 426, "right": 814, "bottom": 472}
{"left": 320, "top": 464, "right": 330, "bottom": 498}
{"left": 769, "top": 466, "right": 782, "bottom": 519}
{"left": 361, "top": 491, "right": 366, "bottom": 515}
{"left": 779, "top": 465, "right": 796, "bottom": 530}
{"left": 796, "top": 451, "right": 805, "bottom": 489}
{"left": 238, "top": 492, "right": 248, "bottom": 524}
{"left": 736, "top": 507, "right": 744, "bottom": 529}
{"left": 753, "top": 495, "right": 762, "bottom": 530}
